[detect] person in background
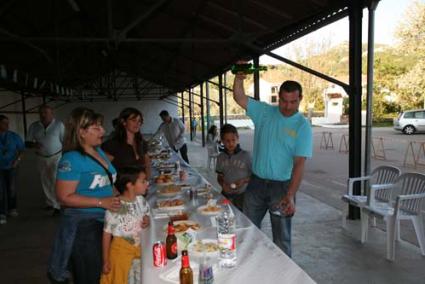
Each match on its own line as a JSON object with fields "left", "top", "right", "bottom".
{"left": 104, "top": 118, "right": 119, "bottom": 142}
{"left": 216, "top": 124, "right": 251, "bottom": 212}
{"left": 102, "top": 108, "right": 151, "bottom": 178}
{"left": 206, "top": 125, "right": 218, "bottom": 146}
{"left": 233, "top": 61, "right": 313, "bottom": 257}
{"left": 0, "top": 115, "right": 24, "bottom": 224}
{"left": 153, "top": 110, "right": 189, "bottom": 164}
{"left": 100, "top": 167, "right": 150, "bottom": 284}
{"left": 27, "top": 105, "right": 65, "bottom": 215}
{"left": 191, "top": 117, "right": 198, "bottom": 139}
{"left": 47, "top": 107, "right": 120, "bottom": 284}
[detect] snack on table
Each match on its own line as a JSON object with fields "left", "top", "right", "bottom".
{"left": 201, "top": 205, "right": 221, "bottom": 213}
{"left": 157, "top": 198, "right": 185, "bottom": 208}
{"left": 157, "top": 185, "right": 182, "bottom": 196}
{"left": 173, "top": 221, "right": 200, "bottom": 233}
{"left": 155, "top": 174, "right": 173, "bottom": 184}
{"left": 191, "top": 240, "right": 219, "bottom": 254}
{"left": 197, "top": 199, "right": 222, "bottom": 215}
{"left": 169, "top": 212, "right": 189, "bottom": 222}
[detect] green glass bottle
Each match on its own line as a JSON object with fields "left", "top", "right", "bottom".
{"left": 230, "top": 63, "right": 267, "bottom": 74}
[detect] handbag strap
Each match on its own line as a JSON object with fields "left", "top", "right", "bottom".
{"left": 85, "top": 152, "right": 114, "bottom": 186}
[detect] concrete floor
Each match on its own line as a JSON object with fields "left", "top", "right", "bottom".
{"left": 1, "top": 131, "right": 424, "bottom": 283}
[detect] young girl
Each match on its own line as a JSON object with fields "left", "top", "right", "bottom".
{"left": 100, "top": 167, "right": 151, "bottom": 284}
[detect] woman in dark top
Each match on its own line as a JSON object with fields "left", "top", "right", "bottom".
{"left": 102, "top": 108, "right": 151, "bottom": 178}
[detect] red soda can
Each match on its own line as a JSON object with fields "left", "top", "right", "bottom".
{"left": 153, "top": 241, "right": 167, "bottom": 267}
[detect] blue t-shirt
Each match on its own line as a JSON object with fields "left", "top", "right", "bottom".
{"left": 247, "top": 98, "right": 313, "bottom": 181}
{"left": 57, "top": 148, "right": 117, "bottom": 213}
{"left": 0, "top": 131, "right": 25, "bottom": 169}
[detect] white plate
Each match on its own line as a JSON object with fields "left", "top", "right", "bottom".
{"left": 156, "top": 198, "right": 185, "bottom": 210}
{"left": 187, "top": 239, "right": 219, "bottom": 257}
{"left": 197, "top": 204, "right": 222, "bottom": 215}
{"left": 163, "top": 220, "right": 201, "bottom": 234}
{"left": 156, "top": 185, "right": 183, "bottom": 197}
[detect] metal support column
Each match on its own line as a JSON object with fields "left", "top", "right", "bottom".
{"left": 218, "top": 74, "right": 224, "bottom": 128}
{"left": 348, "top": 0, "right": 363, "bottom": 220}
{"left": 206, "top": 82, "right": 211, "bottom": 130}
{"left": 365, "top": 1, "right": 379, "bottom": 183}
{"left": 224, "top": 72, "right": 227, "bottom": 123}
{"left": 189, "top": 89, "right": 193, "bottom": 141}
{"left": 200, "top": 83, "right": 206, "bottom": 147}
{"left": 253, "top": 57, "right": 260, "bottom": 100}
{"left": 21, "top": 91, "right": 27, "bottom": 138}
{"left": 181, "top": 92, "right": 185, "bottom": 123}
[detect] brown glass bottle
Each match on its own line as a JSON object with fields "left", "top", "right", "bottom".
{"left": 179, "top": 250, "right": 193, "bottom": 284}
{"left": 166, "top": 221, "right": 178, "bottom": 259}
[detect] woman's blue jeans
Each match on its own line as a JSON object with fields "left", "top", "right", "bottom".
{"left": 48, "top": 210, "right": 104, "bottom": 283}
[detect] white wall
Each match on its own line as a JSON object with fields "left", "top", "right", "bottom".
{"left": 0, "top": 91, "right": 178, "bottom": 138}
{"left": 0, "top": 91, "right": 43, "bottom": 138}
{"left": 247, "top": 79, "right": 280, "bottom": 105}
{"left": 54, "top": 98, "right": 178, "bottom": 135}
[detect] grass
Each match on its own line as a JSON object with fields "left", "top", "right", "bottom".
{"left": 372, "top": 121, "right": 393, "bottom": 127}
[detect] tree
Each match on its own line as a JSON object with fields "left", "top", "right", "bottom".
{"left": 395, "top": 1, "right": 425, "bottom": 109}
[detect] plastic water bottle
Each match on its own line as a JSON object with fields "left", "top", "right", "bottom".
{"left": 216, "top": 199, "right": 237, "bottom": 268}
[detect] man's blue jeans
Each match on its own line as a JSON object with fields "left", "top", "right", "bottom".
{"left": 243, "top": 175, "right": 293, "bottom": 257}
{"left": 0, "top": 168, "right": 17, "bottom": 215}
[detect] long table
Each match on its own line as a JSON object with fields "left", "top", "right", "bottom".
{"left": 140, "top": 153, "right": 315, "bottom": 284}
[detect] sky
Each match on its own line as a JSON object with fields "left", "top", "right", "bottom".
{"left": 260, "top": 0, "right": 424, "bottom": 64}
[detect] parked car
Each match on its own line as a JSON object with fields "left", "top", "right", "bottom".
{"left": 393, "top": 109, "right": 425, "bottom": 134}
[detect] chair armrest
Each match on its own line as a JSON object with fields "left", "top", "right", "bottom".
{"left": 347, "top": 176, "right": 372, "bottom": 195}
{"left": 368, "top": 183, "right": 394, "bottom": 207}
{"left": 397, "top": 193, "right": 425, "bottom": 201}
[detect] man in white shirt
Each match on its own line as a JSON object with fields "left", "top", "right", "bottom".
{"left": 154, "top": 110, "right": 189, "bottom": 164}
{"left": 27, "top": 105, "right": 64, "bottom": 215}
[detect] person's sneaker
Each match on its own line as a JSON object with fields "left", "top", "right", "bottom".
{"left": 0, "top": 215, "right": 7, "bottom": 225}
{"left": 8, "top": 209, "right": 18, "bottom": 217}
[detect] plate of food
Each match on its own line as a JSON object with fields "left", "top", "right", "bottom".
{"left": 154, "top": 174, "right": 174, "bottom": 185}
{"left": 164, "top": 220, "right": 201, "bottom": 234}
{"left": 157, "top": 198, "right": 185, "bottom": 210}
{"left": 197, "top": 199, "right": 222, "bottom": 215}
{"left": 196, "top": 186, "right": 212, "bottom": 196}
{"left": 188, "top": 239, "right": 219, "bottom": 257}
{"left": 169, "top": 211, "right": 189, "bottom": 221}
{"left": 157, "top": 185, "right": 182, "bottom": 197}
{"left": 197, "top": 204, "right": 222, "bottom": 215}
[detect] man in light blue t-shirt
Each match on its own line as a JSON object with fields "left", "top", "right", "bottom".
{"left": 233, "top": 64, "right": 312, "bottom": 257}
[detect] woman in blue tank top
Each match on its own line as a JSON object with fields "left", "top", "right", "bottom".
{"left": 48, "top": 107, "right": 121, "bottom": 284}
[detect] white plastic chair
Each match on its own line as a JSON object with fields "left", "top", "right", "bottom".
{"left": 207, "top": 144, "right": 219, "bottom": 169}
{"left": 342, "top": 166, "right": 401, "bottom": 229}
{"left": 361, "top": 172, "right": 425, "bottom": 261}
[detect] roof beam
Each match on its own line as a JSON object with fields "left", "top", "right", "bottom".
{"left": 0, "top": 27, "right": 53, "bottom": 63}
{"left": 198, "top": 15, "right": 237, "bottom": 34}
{"left": 247, "top": 0, "right": 292, "bottom": 20}
{"left": 118, "top": 0, "right": 171, "bottom": 41}
{"left": 241, "top": 41, "right": 349, "bottom": 91}
{"left": 0, "top": 37, "right": 231, "bottom": 44}
{"left": 206, "top": 1, "right": 268, "bottom": 30}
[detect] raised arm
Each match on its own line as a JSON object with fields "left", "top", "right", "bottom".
{"left": 233, "top": 74, "right": 249, "bottom": 110}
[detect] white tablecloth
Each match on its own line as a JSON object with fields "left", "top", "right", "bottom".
{"left": 140, "top": 154, "right": 315, "bottom": 284}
